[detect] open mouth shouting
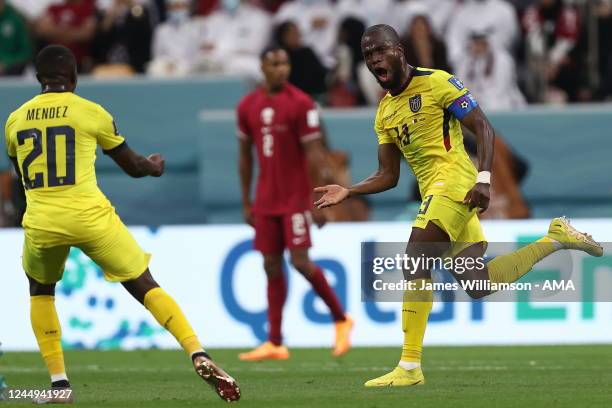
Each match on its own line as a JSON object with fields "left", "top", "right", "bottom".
{"left": 373, "top": 66, "right": 390, "bottom": 84}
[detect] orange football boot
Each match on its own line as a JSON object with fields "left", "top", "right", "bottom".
{"left": 333, "top": 314, "right": 354, "bottom": 357}
{"left": 238, "top": 342, "right": 290, "bottom": 361}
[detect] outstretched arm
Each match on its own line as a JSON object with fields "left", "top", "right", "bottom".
{"left": 238, "top": 137, "right": 254, "bottom": 226}
{"left": 459, "top": 106, "right": 495, "bottom": 212}
{"left": 314, "top": 143, "right": 401, "bottom": 209}
{"left": 106, "top": 144, "right": 164, "bottom": 178}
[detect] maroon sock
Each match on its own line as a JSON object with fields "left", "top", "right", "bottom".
{"left": 267, "top": 274, "right": 287, "bottom": 346}
{"left": 307, "top": 266, "right": 345, "bottom": 322}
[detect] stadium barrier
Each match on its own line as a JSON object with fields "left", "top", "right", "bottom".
{"left": 1, "top": 219, "right": 611, "bottom": 351}
{"left": 2, "top": 78, "right": 612, "bottom": 224}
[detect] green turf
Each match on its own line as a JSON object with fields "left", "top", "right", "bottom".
{"left": 1, "top": 346, "right": 611, "bottom": 407}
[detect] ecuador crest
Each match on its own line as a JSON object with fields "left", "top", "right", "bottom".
{"left": 409, "top": 94, "right": 422, "bottom": 113}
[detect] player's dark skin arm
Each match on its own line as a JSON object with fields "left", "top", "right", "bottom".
{"left": 9, "top": 157, "right": 22, "bottom": 185}
{"left": 238, "top": 137, "right": 254, "bottom": 226}
{"left": 314, "top": 143, "right": 401, "bottom": 209}
{"left": 107, "top": 145, "right": 165, "bottom": 178}
{"left": 459, "top": 106, "right": 495, "bottom": 212}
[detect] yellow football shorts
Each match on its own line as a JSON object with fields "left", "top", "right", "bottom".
{"left": 23, "top": 210, "right": 151, "bottom": 285}
{"left": 413, "top": 195, "right": 487, "bottom": 255}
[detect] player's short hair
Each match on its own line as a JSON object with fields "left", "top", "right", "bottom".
{"left": 362, "top": 24, "right": 400, "bottom": 45}
{"left": 35, "top": 45, "right": 76, "bottom": 85}
{"left": 260, "top": 45, "right": 286, "bottom": 61}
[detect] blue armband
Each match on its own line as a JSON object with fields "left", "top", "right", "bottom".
{"left": 448, "top": 92, "right": 478, "bottom": 120}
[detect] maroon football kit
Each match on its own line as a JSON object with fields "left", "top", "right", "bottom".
{"left": 237, "top": 83, "right": 321, "bottom": 253}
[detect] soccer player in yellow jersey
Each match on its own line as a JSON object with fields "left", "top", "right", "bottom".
{"left": 314, "top": 25, "right": 603, "bottom": 387}
{"left": 4, "top": 45, "right": 240, "bottom": 402}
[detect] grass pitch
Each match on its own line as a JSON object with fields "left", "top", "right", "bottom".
{"left": 2, "top": 346, "right": 611, "bottom": 407}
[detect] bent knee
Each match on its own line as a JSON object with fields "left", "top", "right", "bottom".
{"left": 263, "top": 256, "right": 284, "bottom": 277}
{"left": 289, "top": 256, "right": 311, "bottom": 273}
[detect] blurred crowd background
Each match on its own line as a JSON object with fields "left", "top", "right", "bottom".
{"left": 1, "top": 0, "right": 611, "bottom": 228}
{"left": 1, "top": 0, "right": 612, "bottom": 108}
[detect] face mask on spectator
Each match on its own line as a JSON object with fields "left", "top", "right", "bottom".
{"left": 168, "top": 9, "right": 189, "bottom": 25}
{"left": 222, "top": 0, "right": 241, "bottom": 13}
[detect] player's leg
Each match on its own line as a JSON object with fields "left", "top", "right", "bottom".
{"left": 449, "top": 216, "right": 603, "bottom": 299}
{"left": 487, "top": 217, "right": 602, "bottom": 286}
{"left": 288, "top": 247, "right": 354, "bottom": 356}
{"left": 263, "top": 254, "right": 287, "bottom": 349}
{"left": 365, "top": 222, "right": 449, "bottom": 387}
{"left": 366, "top": 196, "right": 450, "bottom": 387}
{"left": 23, "top": 238, "right": 74, "bottom": 403}
{"left": 120, "top": 269, "right": 205, "bottom": 358}
{"left": 239, "top": 215, "right": 290, "bottom": 361}
{"left": 285, "top": 211, "right": 354, "bottom": 357}
{"left": 120, "top": 269, "right": 239, "bottom": 401}
{"left": 79, "top": 218, "right": 239, "bottom": 401}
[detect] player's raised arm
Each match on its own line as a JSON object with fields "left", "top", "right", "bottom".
{"left": 238, "top": 136, "right": 254, "bottom": 226}
{"left": 106, "top": 146, "right": 165, "bottom": 178}
{"left": 459, "top": 106, "right": 495, "bottom": 212}
{"left": 95, "top": 105, "right": 164, "bottom": 178}
{"left": 314, "top": 143, "right": 401, "bottom": 209}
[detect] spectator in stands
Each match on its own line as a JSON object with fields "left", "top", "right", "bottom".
{"left": 9, "top": 0, "right": 60, "bottom": 21}
{"left": 200, "top": 0, "right": 271, "bottom": 80}
{"left": 523, "top": 0, "right": 582, "bottom": 103}
{"left": 328, "top": 17, "right": 365, "bottom": 106}
{"left": 455, "top": 32, "right": 525, "bottom": 111}
{"left": 257, "top": 0, "right": 289, "bottom": 14}
{"left": 274, "top": 21, "right": 327, "bottom": 99}
{"left": 148, "top": 0, "right": 205, "bottom": 76}
{"left": 399, "top": 4, "right": 449, "bottom": 72}
{"left": 393, "top": 0, "right": 461, "bottom": 38}
{"left": 274, "top": 0, "right": 338, "bottom": 69}
{"left": 0, "top": 0, "right": 32, "bottom": 75}
{"left": 335, "top": 0, "right": 394, "bottom": 28}
{"left": 92, "top": 0, "right": 153, "bottom": 73}
{"left": 34, "top": 0, "right": 97, "bottom": 72}
{"left": 194, "top": 0, "right": 218, "bottom": 15}
{"left": 446, "top": 0, "right": 519, "bottom": 67}
{"left": 598, "top": 0, "right": 612, "bottom": 99}
{"left": 96, "top": 0, "right": 164, "bottom": 24}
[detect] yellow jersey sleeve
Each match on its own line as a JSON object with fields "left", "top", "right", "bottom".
{"left": 430, "top": 70, "right": 469, "bottom": 109}
{"left": 430, "top": 70, "right": 478, "bottom": 120}
{"left": 374, "top": 101, "right": 394, "bottom": 145}
{"left": 96, "top": 105, "right": 125, "bottom": 152}
{"left": 5, "top": 113, "right": 16, "bottom": 158}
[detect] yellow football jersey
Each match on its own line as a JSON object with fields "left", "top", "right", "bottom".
{"left": 375, "top": 67, "right": 479, "bottom": 202}
{"left": 5, "top": 92, "right": 125, "bottom": 241}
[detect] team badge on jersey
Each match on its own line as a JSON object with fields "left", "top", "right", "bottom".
{"left": 409, "top": 94, "right": 422, "bottom": 113}
{"left": 261, "top": 107, "right": 275, "bottom": 125}
{"left": 448, "top": 76, "right": 465, "bottom": 90}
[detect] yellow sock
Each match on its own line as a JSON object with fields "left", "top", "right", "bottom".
{"left": 30, "top": 296, "right": 67, "bottom": 382}
{"left": 144, "top": 287, "right": 203, "bottom": 357}
{"left": 487, "top": 237, "right": 560, "bottom": 284}
{"left": 400, "top": 279, "right": 433, "bottom": 365}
